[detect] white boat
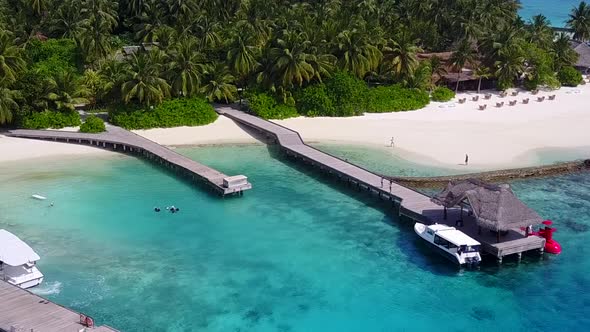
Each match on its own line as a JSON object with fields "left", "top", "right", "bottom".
{"left": 0, "top": 229, "right": 44, "bottom": 289}
{"left": 31, "top": 194, "right": 47, "bottom": 200}
{"left": 414, "top": 223, "right": 481, "bottom": 266}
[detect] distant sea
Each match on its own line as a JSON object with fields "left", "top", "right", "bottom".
{"left": 519, "top": 0, "right": 580, "bottom": 27}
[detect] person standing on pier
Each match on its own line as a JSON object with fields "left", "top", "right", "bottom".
{"left": 465, "top": 154, "right": 469, "bottom": 166}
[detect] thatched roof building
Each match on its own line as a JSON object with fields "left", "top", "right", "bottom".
{"left": 431, "top": 179, "right": 543, "bottom": 232}
{"left": 570, "top": 41, "right": 590, "bottom": 72}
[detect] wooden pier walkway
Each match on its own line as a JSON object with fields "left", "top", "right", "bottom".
{"left": 217, "top": 107, "right": 545, "bottom": 260}
{"left": 0, "top": 280, "right": 118, "bottom": 332}
{"left": 5, "top": 126, "right": 251, "bottom": 196}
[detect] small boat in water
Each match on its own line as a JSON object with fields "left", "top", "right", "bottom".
{"left": 31, "top": 194, "right": 47, "bottom": 200}
{"left": 414, "top": 223, "right": 481, "bottom": 266}
{"left": 0, "top": 229, "right": 44, "bottom": 289}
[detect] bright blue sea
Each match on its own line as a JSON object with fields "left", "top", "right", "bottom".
{"left": 0, "top": 144, "right": 589, "bottom": 331}
{"left": 520, "top": 0, "right": 580, "bottom": 27}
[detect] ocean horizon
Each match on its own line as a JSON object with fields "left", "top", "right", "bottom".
{"left": 520, "top": 0, "right": 581, "bottom": 27}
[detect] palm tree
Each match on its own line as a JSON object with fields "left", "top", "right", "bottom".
{"left": 77, "top": 0, "right": 118, "bottom": 62}
{"left": 404, "top": 63, "right": 431, "bottom": 90}
{"left": 567, "top": 1, "right": 590, "bottom": 42}
{"left": 552, "top": 33, "right": 579, "bottom": 71}
{"left": 0, "top": 86, "right": 19, "bottom": 124}
{"left": 473, "top": 66, "right": 491, "bottom": 94}
{"left": 527, "top": 15, "right": 554, "bottom": 49}
{"left": 382, "top": 31, "right": 423, "bottom": 80}
{"left": 494, "top": 47, "right": 525, "bottom": 89}
{"left": 0, "top": 29, "right": 26, "bottom": 84}
{"left": 28, "top": 0, "right": 47, "bottom": 16}
{"left": 167, "top": 37, "right": 207, "bottom": 97}
{"left": 97, "top": 58, "right": 130, "bottom": 101}
{"left": 428, "top": 55, "right": 447, "bottom": 86}
{"left": 449, "top": 39, "right": 476, "bottom": 92}
{"left": 267, "top": 31, "right": 315, "bottom": 88}
{"left": 121, "top": 50, "right": 171, "bottom": 106}
{"left": 45, "top": 71, "right": 90, "bottom": 112}
{"left": 201, "top": 63, "right": 237, "bottom": 103}
{"left": 49, "top": 1, "right": 82, "bottom": 38}
{"left": 334, "top": 29, "right": 382, "bottom": 79}
{"left": 227, "top": 34, "right": 259, "bottom": 82}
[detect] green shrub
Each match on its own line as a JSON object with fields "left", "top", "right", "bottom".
{"left": 247, "top": 93, "right": 298, "bottom": 119}
{"left": 110, "top": 98, "right": 218, "bottom": 130}
{"left": 523, "top": 77, "right": 539, "bottom": 91}
{"left": 296, "top": 84, "right": 335, "bottom": 117}
{"left": 430, "top": 87, "right": 455, "bottom": 102}
{"left": 558, "top": 66, "right": 583, "bottom": 87}
{"left": 366, "top": 85, "right": 430, "bottom": 113}
{"left": 324, "top": 72, "right": 368, "bottom": 116}
{"left": 80, "top": 115, "right": 106, "bottom": 133}
{"left": 27, "top": 39, "right": 80, "bottom": 76}
{"left": 21, "top": 110, "right": 81, "bottom": 129}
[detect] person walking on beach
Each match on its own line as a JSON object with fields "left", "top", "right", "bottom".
{"left": 465, "top": 154, "right": 469, "bottom": 166}
{"left": 390, "top": 137, "right": 395, "bottom": 147}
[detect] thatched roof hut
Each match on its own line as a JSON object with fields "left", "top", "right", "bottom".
{"left": 431, "top": 179, "right": 543, "bottom": 232}
{"left": 570, "top": 41, "right": 590, "bottom": 72}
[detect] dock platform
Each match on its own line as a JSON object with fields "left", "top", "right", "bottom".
{"left": 217, "top": 107, "right": 545, "bottom": 260}
{"left": 0, "top": 280, "right": 118, "bottom": 332}
{"left": 5, "top": 126, "right": 251, "bottom": 196}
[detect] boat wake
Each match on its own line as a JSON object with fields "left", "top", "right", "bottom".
{"left": 31, "top": 281, "right": 62, "bottom": 296}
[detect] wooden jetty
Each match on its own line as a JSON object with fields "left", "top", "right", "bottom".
{"left": 217, "top": 107, "right": 545, "bottom": 261}
{"left": 0, "top": 280, "right": 118, "bottom": 332}
{"left": 5, "top": 126, "right": 251, "bottom": 196}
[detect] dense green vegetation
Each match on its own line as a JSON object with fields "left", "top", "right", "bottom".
{"left": 366, "top": 85, "right": 430, "bottom": 113}
{"left": 558, "top": 66, "right": 584, "bottom": 86}
{"left": 21, "top": 110, "right": 81, "bottom": 129}
{"left": 110, "top": 98, "right": 217, "bottom": 129}
{"left": 1, "top": 0, "right": 589, "bottom": 125}
{"left": 431, "top": 87, "right": 456, "bottom": 102}
{"left": 80, "top": 115, "right": 106, "bottom": 133}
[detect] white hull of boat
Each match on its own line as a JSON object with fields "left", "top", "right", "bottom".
{"left": 414, "top": 223, "right": 481, "bottom": 266}
{"left": 1, "top": 265, "right": 44, "bottom": 289}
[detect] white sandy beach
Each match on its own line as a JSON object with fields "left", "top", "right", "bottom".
{"left": 1, "top": 84, "right": 589, "bottom": 169}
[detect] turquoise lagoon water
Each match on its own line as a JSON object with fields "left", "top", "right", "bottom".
{"left": 0, "top": 145, "right": 589, "bottom": 331}
{"left": 520, "top": 0, "right": 580, "bottom": 27}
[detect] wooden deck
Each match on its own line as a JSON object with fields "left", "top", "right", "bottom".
{"left": 5, "top": 126, "right": 251, "bottom": 196}
{"left": 0, "top": 280, "right": 118, "bottom": 332}
{"left": 217, "top": 107, "right": 545, "bottom": 259}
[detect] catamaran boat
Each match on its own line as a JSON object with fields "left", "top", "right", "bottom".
{"left": 414, "top": 223, "right": 481, "bottom": 266}
{"left": 0, "top": 229, "right": 44, "bottom": 289}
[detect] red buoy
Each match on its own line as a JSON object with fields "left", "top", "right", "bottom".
{"left": 538, "top": 220, "right": 562, "bottom": 255}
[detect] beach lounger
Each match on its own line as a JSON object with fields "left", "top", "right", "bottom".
{"left": 484, "top": 94, "right": 492, "bottom": 100}
{"left": 472, "top": 95, "right": 479, "bottom": 101}
{"left": 522, "top": 98, "right": 529, "bottom": 104}
{"left": 509, "top": 100, "right": 517, "bottom": 106}
{"left": 478, "top": 104, "right": 487, "bottom": 110}
{"left": 495, "top": 102, "right": 504, "bottom": 108}
{"left": 458, "top": 98, "right": 466, "bottom": 104}
{"left": 548, "top": 95, "right": 556, "bottom": 100}
{"left": 537, "top": 96, "right": 545, "bottom": 102}
{"left": 531, "top": 89, "right": 539, "bottom": 95}
{"left": 499, "top": 91, "right": 508, "bottom": 98}
{"left": 511, "top": 91, "right": 519, "bottom": 96}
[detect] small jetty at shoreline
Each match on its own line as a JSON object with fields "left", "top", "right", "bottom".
{"left": 0, "top": 280, "right": 118, "bottom": 331}
{"left": 218, "top": 106, "right": 546, "bottom": 262}
{"left": 5, "top": 126, "right": 251, "bottom": 196}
